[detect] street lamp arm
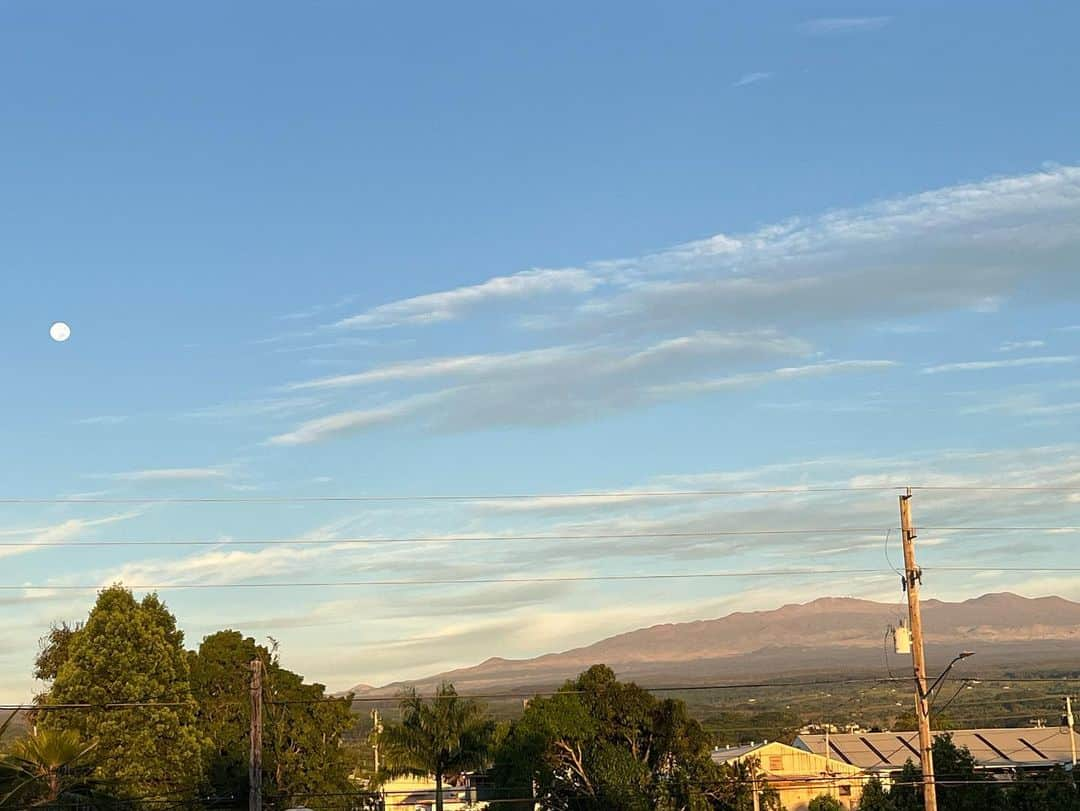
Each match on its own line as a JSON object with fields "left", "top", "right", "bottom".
{"left": 922, "top": 652, "right": 975, "bottom": 701}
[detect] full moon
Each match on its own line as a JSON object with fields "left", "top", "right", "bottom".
{"left": 49, "top": 322, "right": 71, "bottom": 342}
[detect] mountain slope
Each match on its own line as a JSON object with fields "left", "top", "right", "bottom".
{"left": 346, "top": 592, "right": 1080, "bottom": 696}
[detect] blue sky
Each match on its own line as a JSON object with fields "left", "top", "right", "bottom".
{"left": 2, "top": 2, "right": 1080, "bottom": 699}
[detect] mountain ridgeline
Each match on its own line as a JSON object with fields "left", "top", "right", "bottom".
{"left": 347, "top": 593, "right": 1080, "bottom": 696}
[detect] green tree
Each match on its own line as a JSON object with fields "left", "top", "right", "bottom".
{"left": 857, "top": 776, "right": 893, "bottom": 811}
{"left": 38, "top": 586, "right": 204, "bottom": 804}
{"left": 1, "top": 728, "right": 98, "bottom": 808}
{"left": 929, "top": 733, "right": 1003, "bottom": 811}
{"left": 809, "top": 795, "right": 844, "bottom": 811}
{"left": 887, "top": 761, "right": 922, "bottom": 811}
{"left": 33, "top": 623, "right": 81, "bottom": 684}
{"left": 378, "top": 682, "right": 495, "bottom": 811}
{"left": 884, "top": 735, "right": 1006, "bottom": 811}
{"left": 188, "top": 630, "right": 358, "bottom": 809}
{"left": 1005, "top": 766, "right": 1080, "bottom": 811}
{"left": 493, "top": 664, "right": 748, "bottom": 810}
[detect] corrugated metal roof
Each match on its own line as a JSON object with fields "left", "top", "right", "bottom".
{"left": 712, "top": 743, "right": 764, "bottom": 761}
{"left": 795, "top": 728, "right": 1077, "bottom": 771}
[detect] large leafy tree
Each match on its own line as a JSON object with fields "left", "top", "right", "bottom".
{"left": 1005, "top": 766, "right": 1080, "bottom": 811}
{"left": 378, "top": 682, "right": 495, "bottom": 811}
{"left": 493, "top": 664, "right": 753, "bottom": 810}
{"left": 188, "top": 630, "right": 358, "bottom": 809}
{"left": 884, "top": 735, "right": 1005, "bottom": 811}
{"left": 930, "top": 733, "right": 1003, "bottom": 811}
{"left": 37, "top": 586, "right": 204, "bottom": 803}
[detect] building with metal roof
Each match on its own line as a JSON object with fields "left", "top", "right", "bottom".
{"left": 713, "top": 740, "right": 870, "bottom": 810}
{"left": 794, "top": 726, "right": 1077, "bottom": 775}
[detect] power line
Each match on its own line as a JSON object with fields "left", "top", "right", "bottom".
{"left": 2, "top": 525, "right": 1077, "bottom": 549}
{"left": 5, "top": 482, "right": 1079, "bottom": 505}
{"left": 0, "top": 486, "right": 909, "bottom": 505}
{"left": 6, "top": 563, "right": 1080, "bottom": 591}
{"left": 0, "top": 569, "right": 906, "bottom": 591}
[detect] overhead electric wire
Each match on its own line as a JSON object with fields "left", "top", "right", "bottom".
{"left": 3, "top": 525, "right": 1077, "bottom": 549}
{"left": 5, "top": 562, "right": 1080, "bottom": 591}
{"left": 0, "top": 485, "right": 912, "bottom": 505}
{"left": 0, "top": 527, "right": 894, "bottom": 548}
{"left": 4, "top": 481, "right": 1078, "bottom": 506}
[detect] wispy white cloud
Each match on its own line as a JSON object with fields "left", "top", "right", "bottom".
{"left": 961, "top": 394, "right": 1080, "bottom": 419}
{"left": 76, "top": 415, "right": 128, "bottom": 426}
{"left": 270, "top": 332, "right": 820, "bottom": 442}
{"left": 0, "top": 512, "right": 141, "bottom": 560}
{"left": 922, "top": 355, "right": 1076, "bottom": 375}
{"left": 182, "top": 397, "right": 325, "bottom": 420}
{"left": 286, "top": 346, "right": 580, "bottom": 392}
{"left": 799, "top": 16, "right": 892, "bottom": 35}
{"left": 320, "top": 167, "right": 1080, "bottom": 343}
{"left": 271, "top": 353, "right": 890, "bottom": 444}
{"left": 267, "top": 394, "right": 443, "bottom": 446}
{"left": 107, "top": 467, "right": 231, "bottom": 482}
{"left": 999, "top": 340, "right": 1046, "bottom": 352}
{"left": 287, "top": 331, "right": 811, "bottom": 393}
{"left": 733, "top": 71, "right": 773, "bottom": 88}
{"left": 335, "top": 268, "right": 598, "bottom": 330}
{"left": 654, "top": 359, "right": 896, "bottom": 396}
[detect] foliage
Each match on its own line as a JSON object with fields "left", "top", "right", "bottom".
{"left": 808, "top": 795, "right": 844, "bottom": 811}
{"left": 0, "top": 727, "right": 101, "bottom": 808}
{"left": 188, "top": 629, "right": 359, "bottom": 809}
{"left": 930, "top": 733, "right": 1003, "bottom": 811}
{"left": 857, "top": 776, "right": 892, "bottom": 811}
{"left": 1005, "top": 766, "right": 1080, "bottom": 811}
{"left": 33, "top": 623, "right": 81, "bottom": 684}
{"left": 378, "top": 682, "right": 495, "bottom": 811}
{"left": 38, "top": 586, "right": 205, "bottom": 804}
{"left": 702, "top": 710, "right": 801, "bottom": 746}
{"left": 887, "top": 761, "right": 922, "bottom": 811}
{"left": 882, "top": 735, "right": 1006, "bottom": 811}
{"left": 492, "top": 664, "right": 757, "bottom": 810}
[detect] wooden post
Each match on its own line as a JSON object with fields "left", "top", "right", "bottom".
{"left": 899, "top": 489, "right": 937, "bottom": 811}
{"left": 372, "top": 708, "right": 381, "bottom": 773}
{"left": 249, "top": 658, "right": 263, "bottom": 811}
{"left": 1067, "top": 696, "right": 1077, "bottom": 766}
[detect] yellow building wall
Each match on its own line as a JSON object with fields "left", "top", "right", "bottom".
{"left": 730, "top": 741, "right": 867, "bottom": 811}
{"left": 380, "top": 775, "right": 479, "bottom": 811}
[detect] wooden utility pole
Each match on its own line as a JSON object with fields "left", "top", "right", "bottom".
{"left": 899, "top": 489, "right": 937, "bottom": 811}
{"left": 372, "top": 708, "right": 382, "bottom": 773}
{"left": 249, "top": 658, "right": 263, "bottom": 811}
{"left": 1067, "top": 696, "right": 1077, "bottom": 766}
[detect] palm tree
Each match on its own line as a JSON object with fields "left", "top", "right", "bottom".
{"left": 1, "top": 726, "right": 96, "bottom": 807}
{"left": 378, "top": 682, "right": 495, "bottom": 811}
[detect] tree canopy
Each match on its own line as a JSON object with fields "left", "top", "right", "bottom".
{"left": 188, "top": 630, "right": 358, "bottom": 809}
{"left": 38, "top": 586, "right": 204, "bottom": 803}
{"left": 378, "top": 682, "right": 495, "bottom": 811}
{"left": 492, "top": 664, "right": 772, "bottom": 811}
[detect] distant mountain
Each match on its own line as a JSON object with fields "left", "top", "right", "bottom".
{"left": 344, "top": 593, "right": 1080, "bottom": 696}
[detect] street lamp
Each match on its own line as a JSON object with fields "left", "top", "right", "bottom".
{"left": 924, "top": 651, "right": 975, "bottom": 702}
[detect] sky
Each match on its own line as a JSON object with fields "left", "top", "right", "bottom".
{"left": 2, "top": 1, "right": 1079, "bottom": 701}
